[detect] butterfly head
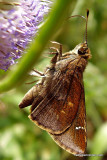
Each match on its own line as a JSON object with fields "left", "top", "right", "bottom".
{"left": 73, "top": 41, "right": 91, "bottom": 60}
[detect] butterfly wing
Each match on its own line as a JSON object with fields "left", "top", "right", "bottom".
{"left": 50, "top": 88, "right": 87, "bottom": 155}
{"left": 29, "top": 58, "right": 84, "bottom": 134}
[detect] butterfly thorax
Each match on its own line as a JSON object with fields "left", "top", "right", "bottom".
{"left": 45, "top": 42, "right": 91, "bottom": 79}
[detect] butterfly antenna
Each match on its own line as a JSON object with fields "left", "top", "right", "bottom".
{"left": 85, "top": 9, "right": 89, "bottom": 44}
{"left": 67, "top": 9, "right": 89, "bottom": 44}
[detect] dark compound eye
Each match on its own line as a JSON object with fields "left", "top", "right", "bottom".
{"left": 78, "top": 48, "right": 88, "bottom": 55}
{"left": 78, "top": 49, "right": 85, "bottom": 55}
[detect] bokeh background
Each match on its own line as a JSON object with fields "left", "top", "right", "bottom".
{"left": 0, "top": 0, "right": 107, "bottom": 160}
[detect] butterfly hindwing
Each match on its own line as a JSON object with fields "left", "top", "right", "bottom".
{"left": 49, "top": 88, "right": 87, "bottom": 155}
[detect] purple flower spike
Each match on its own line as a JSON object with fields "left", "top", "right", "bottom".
{"left": 0, "top": 0, "right": 51, "bottom": 71}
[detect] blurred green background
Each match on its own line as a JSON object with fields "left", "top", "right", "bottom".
{"left": 0, "top": 0, "right": 107, "bottom": 160}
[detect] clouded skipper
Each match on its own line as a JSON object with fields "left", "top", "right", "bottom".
{"left": 19, "top": 10, "right": 91, "bottom": 156}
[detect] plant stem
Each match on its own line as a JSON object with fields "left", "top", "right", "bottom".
{"left": 0, "top": 0, "right": 73, "bottom": 93}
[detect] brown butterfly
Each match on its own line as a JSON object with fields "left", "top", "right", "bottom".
{"left": 19, "top": 10, "right": 91, "bottom": 156}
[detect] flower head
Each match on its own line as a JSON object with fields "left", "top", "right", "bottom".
{"left": 0, "top": 0, "right": 51, "bottom": 71}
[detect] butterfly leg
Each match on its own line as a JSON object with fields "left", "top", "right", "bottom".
{"left": 49, "top": 42, "right": 62, "bottom": 67}
{"left": 49, "top": 47, "right": 59, "bottom": 65}
{"left": 25, "top": 68, "right": 45, "bottom": 84}
{"left": 31, "top": 69, "right": 45, "bottom": 77}
{"left": 50, "top": 41, "right": 62, "bottom": 60}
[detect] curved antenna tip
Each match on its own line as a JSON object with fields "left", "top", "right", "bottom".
{"left": 87, "top": 9, "right": 89, "bottom": 18}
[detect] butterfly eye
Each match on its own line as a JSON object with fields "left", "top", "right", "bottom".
{"left": 78, "top": 49, "right": 85, "bottom": 55}
{"left": 78, "top": 47, "right": 88, "bottom": 55}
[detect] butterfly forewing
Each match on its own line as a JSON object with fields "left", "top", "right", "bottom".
{"left": 29, "top": 57, "right": 83, "bottom": 134}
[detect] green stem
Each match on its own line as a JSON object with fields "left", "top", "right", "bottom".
{"left": 0, "top": 0, "right": 73, "bottom": 93}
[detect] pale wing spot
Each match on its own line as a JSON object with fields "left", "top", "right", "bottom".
{"left": 85, "top": 135, "right": 87, "bottom": 142}
{"left": 75, "top": 126, "right": 85, "bottom": 130}
{"left": 68, "top": 102, "right": 74, "bottom": 107}
{"left": 61, "top": 110, "right": 65, "bottom": 114}
{"left": 57, "top": 115, "right": 59, "bottom": 120}
{"left": 84, "top": 119, "right": 87, "bottom": 132}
